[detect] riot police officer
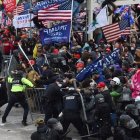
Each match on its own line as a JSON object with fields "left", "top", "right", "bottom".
{"left": 94, "top": 94, "right": 112, "bottom": 140}
{"left": 125, "top": 104, "right": 140, "bottom": 126}
{"left": 114, "top": 114, "right": 140, "bottom": 140}
{"left": 43, "top": 78, "right": 64, "bottom": 124}
{"left": 61, "top": 87, "right": 88, "bottom": 140}
{"left": 2, "top": 69, "right": 34, "bottom": 126}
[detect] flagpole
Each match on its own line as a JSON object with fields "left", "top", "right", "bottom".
{"left": 29, "top": 0, "right": 32, "bottom": 38}
{"left": 16, "top": 5, "right": 18, "bottom": 36}
{"left": 69, "top": 0, "right": 74, "bottom": 49}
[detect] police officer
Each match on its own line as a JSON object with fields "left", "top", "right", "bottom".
{"left": 125, "top": 104, "right": 140, "bottom": 126}
{"left": 94, "top": 94, "right": 112, "bottom": 140}
{"left": 114, "top": 114, "right": 140, "bottom": 140}
{"left": 43, "top": 78, "right": 64, "bottom": 124}
{"left": 61, "top": 87, "right": 88, "bottom": 140}
{"left": 0, "top": 77, "right": 7, "bottom": 112}
{"left": 2, "top": 69, "right": 34, "bottom": 126}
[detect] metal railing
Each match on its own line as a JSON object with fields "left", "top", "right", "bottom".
{"left": 25, "top": 88, "right": 46, "bottom": 121}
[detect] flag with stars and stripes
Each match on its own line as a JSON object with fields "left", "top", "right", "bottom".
{"left": 102, "top": 19, "right": 130, "bottom": 43}
{"left": 13, "top": 2, "right": 30, "bottom": 15}
{"left": 38, "top": 0, "right": 72, "bottom": 21}
{"left": 13, "top": 4, "right": 24, "bottom": 15}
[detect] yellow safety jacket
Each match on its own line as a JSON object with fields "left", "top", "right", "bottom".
{"left": 8, "top": 77, "right": 34, "bottom": 92}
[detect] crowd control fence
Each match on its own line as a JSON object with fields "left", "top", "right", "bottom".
{"left": 25, "top": 88, "right": 46, "bottom": 121}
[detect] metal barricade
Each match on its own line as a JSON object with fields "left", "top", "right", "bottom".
{"left": 1, "top": 55, "right": 12, "bottom": 77}
{"left": 25, "top": 88, "right": 46, "bottom": 121}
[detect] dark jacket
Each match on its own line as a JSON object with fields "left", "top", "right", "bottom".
{"left": 101, "top": 90, "right": 115, "bottom": 112}
{"left": 31, "top": 125, "right": 48, "bottom": 140}
{"left": 43, "top": 83, "right": 63, "bottom": 104}
{"left": 114, "top": 126, "right": 140, "bottom": 140}
{"left": 94, "top": 102, "right": 111, "bottom": 124}
{"left": 0, "top": 81, "right": 7, "bottom": 107}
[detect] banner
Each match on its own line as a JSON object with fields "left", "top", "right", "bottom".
{"left": 131, "top": 70, "right": 140, "bottom": 99}
{"left": 33, "top": 0, "right": 66, "bottom": 11}
{"left": 76, "top": 49, "right": 120, "bottom": 82}
{"left": 40, "top": 21, "right": 71, "bottom": 45}
{"left": 13, "top": 14, "right": 34, "bottom": 29}
{"left": 3, "top": 0, "right": 16, "bottom": 12}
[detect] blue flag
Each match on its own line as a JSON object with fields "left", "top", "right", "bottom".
{"left": 33, "top": 0, "right": 66, "bottom": 12}
{"left": 40, "top": 21, "right": 71, "bottom": 45}
{"left": 76, "top": 49, "right": 120, "bottom": 82}
{"left": 114, "top": 5, "right": 134, "bottom": 26}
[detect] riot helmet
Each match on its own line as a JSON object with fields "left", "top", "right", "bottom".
{"left": 125, "top": 104, "right": 139, "bottom": 116}
{"left": 119, "top": 115, "right": 137, "bottom": 129}
{"left": 47, "top": 118, "right": 63, "bottom": 131}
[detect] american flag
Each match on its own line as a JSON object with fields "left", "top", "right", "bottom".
{"left": 102, "top": 19, "right": 130, "bottom": 43}
{"left": 13, "top": 4, "right": 24, "bottom": 15}
{"left": 13, "top": 3, "right": 30, "bottom": 15}
{"left": 38, "top": 0, "right": 72, "bottom": 21}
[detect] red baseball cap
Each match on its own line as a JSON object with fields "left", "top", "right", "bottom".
{"left": 97, "top": 82, "right": 106, "bottom": 88}
{"left": 76, "top": 62, "right": 84, "bottom": 68}
{"left": 106, "top": 48, "right": 111, "bottom": 52}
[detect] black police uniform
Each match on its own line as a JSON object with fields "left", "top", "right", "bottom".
{"left": 61, "top": 90, "right": 88, "bottom": 139}
{"left": 114, "top": 114, "right": 140, "bottom": 140}
{"left": 43, "top": 82, "right": 63, "bottom": 124}
{"left": 94, "top": 94, "right": 112, "bottom": 140}
{"left": 0, "top": 79, "right": 7, "bottom": 108}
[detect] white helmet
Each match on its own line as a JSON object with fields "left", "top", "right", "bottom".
{"left": 112, "top": 77, "right": 120, "bottom": 85}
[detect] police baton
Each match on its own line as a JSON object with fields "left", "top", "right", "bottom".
{"left": 73, "top": 80, "right": 90, "bottom": 135}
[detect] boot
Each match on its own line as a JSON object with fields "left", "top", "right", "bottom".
{"left": 22, "top": 121, "right": 28, "bottom": 126}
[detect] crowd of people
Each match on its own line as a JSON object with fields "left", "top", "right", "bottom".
{"left": 0, "top": 26, "right": 140, "bottom": 140}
